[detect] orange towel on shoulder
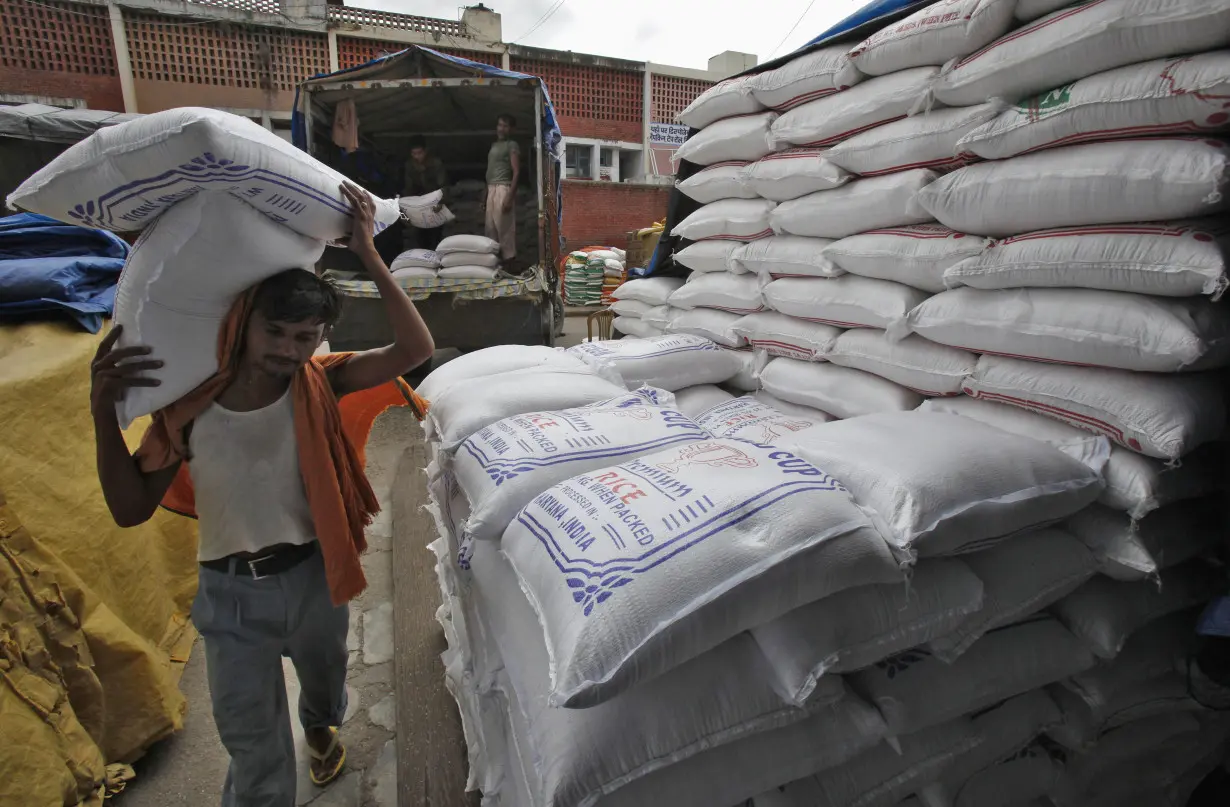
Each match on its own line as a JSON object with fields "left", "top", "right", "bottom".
{"left": 135, "top": 289, "right": 429, "bottom": 606}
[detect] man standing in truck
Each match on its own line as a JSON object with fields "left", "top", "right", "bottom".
{"left": 403, "top": 134, "right": 450, "bottom": 251}
{"left": 481, "top": 113, "right": 520, "bottom": 266}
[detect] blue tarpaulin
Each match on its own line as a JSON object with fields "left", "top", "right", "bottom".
{"left": 0, "top": 213, "right": 129, "bottom": 333}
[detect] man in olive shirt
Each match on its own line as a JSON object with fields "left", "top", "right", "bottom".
{"left": 403, "top": 135, "right": 449, "bottom": 251}
{"left": 482, "top": 114, "right": 520, "bottom": 264}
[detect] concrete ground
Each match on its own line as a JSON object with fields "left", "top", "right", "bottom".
{"left": 115, "top": 316, "right": 590, "bottom": 807}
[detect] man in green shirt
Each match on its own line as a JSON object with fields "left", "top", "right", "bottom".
{"left": 403, "top": 135, "right": 449, "bottom": 251}
{"left": 482, "top": 114, "right": 520, "bottom": 264}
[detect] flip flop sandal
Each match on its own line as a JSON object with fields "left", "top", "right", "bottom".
{"left": 307, "top": 727, "right": 347, "bottom": 787}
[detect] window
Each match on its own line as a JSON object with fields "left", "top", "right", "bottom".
{"left": 599, "top": 148, "right": 614, "bottom": 167}
{"left": 565, "top": 144, "right": 592, "bottom": 179}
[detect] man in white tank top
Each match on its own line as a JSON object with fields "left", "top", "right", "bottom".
{"left": 89, "top": 184, "right": 435, "bottom": 806}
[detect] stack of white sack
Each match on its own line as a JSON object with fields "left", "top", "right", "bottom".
{"left": 423, "top": 356, "right": 1134, "bottom": 807}
{"left": 607, "top": 275, "right": 680, "bottom": 338}
{"left": 4, "top": 106, "right": 401, "bottom": 429}
{"left": 435, "top": 234, "right": 503, "bottom": 280}
{"left": 390, "top": 248, "right": 441, "bottom": 279}
{"left": 737, "top": 0, "right": 1230, "bottom": 801}
{"left": 663, "top": 0, "right": 1230, "bottom": 802}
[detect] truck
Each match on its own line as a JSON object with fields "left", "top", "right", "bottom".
{"left": 292, "top": 46, "right": 567, "bottom": 364}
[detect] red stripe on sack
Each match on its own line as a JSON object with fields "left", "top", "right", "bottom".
{"left": 958, "top": 346, "right": 1112, "bottom": 369}
{"left": 799, "top": 115, "right": 908, "bottom": 148}
{"left": 962, "top": 388, "right": 1128, "bottom": 444}
{"left": 957, "top": 0, "right": 1113, "bottom": 67}
{"left": 750, "top": 338, "right": 819, "bottom": 357}
{"left": 857, "top": 154, "right": 978, "bottom": 177}
{"left": 774, "top": 87, "right": 841, "bottom": 111}
{"left": 1011, "top": 122, "right": 1217, "bottom": 156}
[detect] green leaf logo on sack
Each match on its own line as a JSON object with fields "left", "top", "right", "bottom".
{"left": 1015, "top": 85, "right": 1074, "bottom": 120}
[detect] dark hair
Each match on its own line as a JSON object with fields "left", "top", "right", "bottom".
{"left": 408, "top": 135, "right": 427, "bottom": 150}
{"left": 252, "top": 269, "right": 343, "bottom": 329}
{"left": 497, "top": 113, "right": 516, "bottom": 128}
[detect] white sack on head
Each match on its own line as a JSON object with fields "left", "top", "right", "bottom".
{"left": 7, "top": 107, "right": 400, "bottom": 240}
{"left": 112, "top": 191, "right": 326, "bottom": 428}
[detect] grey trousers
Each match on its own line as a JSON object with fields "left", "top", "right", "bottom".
{"left": 192, "top": 543, "right": 350, "bottom": 807}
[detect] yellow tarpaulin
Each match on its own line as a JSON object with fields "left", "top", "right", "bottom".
{"left": 0, "top": 322, "right": 199, "bottom": 807}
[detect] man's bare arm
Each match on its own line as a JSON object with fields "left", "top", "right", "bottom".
{"left": 91, "top": 327, "right": 181, "bottom": 527}
{"left": 330, "top": 183, "right": 435, "bottom": 398}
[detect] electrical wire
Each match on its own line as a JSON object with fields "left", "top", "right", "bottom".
{"left": 769, "top": 0, "right": 819, "bottom": 59}
{"left": 508, "top": 0, "right": 566, "bottom": 45}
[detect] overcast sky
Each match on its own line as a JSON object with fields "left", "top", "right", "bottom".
{"left": 361, "top": 0, "right": 870, "bottom": 70}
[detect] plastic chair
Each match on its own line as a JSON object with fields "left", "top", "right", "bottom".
{"left": 587, "top": 309, "right": 615, "bottom": 342}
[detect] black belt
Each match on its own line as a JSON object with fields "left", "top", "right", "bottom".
{"left": 200, "top": 541, "right": 317, "bottom": 579}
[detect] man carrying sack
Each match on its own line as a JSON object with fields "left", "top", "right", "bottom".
{"left": 481, "top": 113, "right": 521, "bottom": 266}
{"left": 90, "top": 184, "right": 433, "bottom": 807}
{"left": 402, "top": 134, "right": 450, "bottom": 251}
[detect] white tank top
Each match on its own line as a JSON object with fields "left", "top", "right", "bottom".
{"left": 188, "top": 389, "right": 317, "bottom": 562}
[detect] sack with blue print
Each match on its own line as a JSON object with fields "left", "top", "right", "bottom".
{"left": 501, "top": 437, "right": 900, "bottom": 707}
{"left": 450, "top": 387, "right": 708, "bottom": 565}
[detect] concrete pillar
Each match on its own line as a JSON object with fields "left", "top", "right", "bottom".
{"left": 501, "top": 48, "right": 511, "bottom": 72}
{"left": 590, "top": 143, "right": 601, "bottom": 181}
{"left": 107, "top": 3, "right": 138, "bottom": 113}
{"left": 642, "top": 66, "right": 653, "bottom": 178}
{"left": 328, "top": 30, "right": 340, "bottom": 73}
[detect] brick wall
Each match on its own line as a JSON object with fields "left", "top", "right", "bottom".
{"left": 561, "top": 180, "right": 669, "bottom": 250}
{"left": 512, "top": 56, "right": 642, "bottom": 143}
{"left": 336, "top": 36, "right": 502, "bottom": 70}
{"left": 0, "top": 0, "right": 124, "bottom": 110}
